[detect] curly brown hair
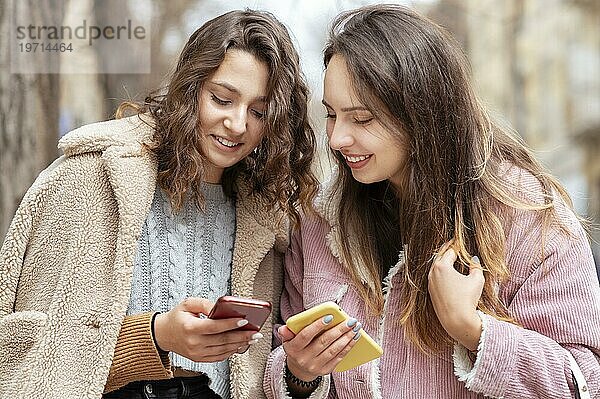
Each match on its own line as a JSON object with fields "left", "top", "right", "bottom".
{"left": 117, "top": 9, "right": 318, "bottom": 224}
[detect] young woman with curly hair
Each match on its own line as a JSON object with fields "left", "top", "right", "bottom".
{"left": 0, "top": 9, "right": 318, "bottom": 399}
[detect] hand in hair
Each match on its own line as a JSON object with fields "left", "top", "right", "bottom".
{"left": 153, "top": 297, "right": 262, "bottom": 362}
{"left": 278, "top": 317, "right": 359, "bottom": 383}
{"left": 428, "top": 241, "right": 485, "bottom": 352}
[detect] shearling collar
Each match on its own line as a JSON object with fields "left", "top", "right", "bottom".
{"left": 313, "top": 167, "right": 341, "bottom": 227}
{"left": 58, "top": 115, "right": 288, "bottom": 250}
{"left": 58, "top": 114, "right": 154, "bottom": 157}
{"left": 234, "top": 177, "right": 289, "bottom": 252}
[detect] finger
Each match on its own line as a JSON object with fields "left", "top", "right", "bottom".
{"left": 199, "top": 317, "right": 250, "bottom": 334}
{"left": 201, "top": 341, "right": 246, "bottom": 356}
{"left": 468, "top": 255, "right": 485, "bottom": 278}
{"left": 293, "top": 315, "right": 337, "bottom": 348}
{"left": 316, "top": 322, "right": 359, "bottom": 359}
{"left": 320, "top": 329, "right": 360, "bottom": 370}
{"left": 433, "top": 246, "right": 457, "bottom": 269}
{"left": 195, "top": 335, "right": 261, "bottom": 358}
{"left": 468, "top": 255, "right": 482, "bottom": 268}
{"left": 434, "top": 239, "right": 454, "bottom": 260}
{"left": 278, "top": 325, "right": 296, "bottom": 342}
{"left": 197, "top": 350, "right": 240, "bottom": 363}
{"left": 312, "top": 318, "right": 358, "bottom": 354}
{"left": 180, "top": 297, "right": 214, "bottom": 316}
{"left": 204, "top": 330, "right": 263, "bottom": 347}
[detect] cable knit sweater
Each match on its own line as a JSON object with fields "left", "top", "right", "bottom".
{"left": 128, "top": 183, "right": 236, "bottom": 398}
{"left": 0, "top": 115, "right": 288, "bottom": 399}
{"left": 264, "top": 167, "right": 600, "bottom": 399}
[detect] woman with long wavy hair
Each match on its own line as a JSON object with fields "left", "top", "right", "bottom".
{"left": 264, "top": 4, "right": 600, "bottom": 399}
{"left": 0, "top": 9, "right": 318, "bottom": 399}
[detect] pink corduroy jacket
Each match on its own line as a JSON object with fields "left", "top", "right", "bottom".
{"left": 263, "top": 167, "right": 600, "bottom": 399}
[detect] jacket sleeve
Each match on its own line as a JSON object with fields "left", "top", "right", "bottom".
{"left": 453, "top": 193, "right": 600, "bottom": 398}
{"left": 264, "top": 220, "right": 332, "bottom": 399}
{"left": 0, "top": 157, "right": 67, "bottom": 388}
{"left": 103, "top": 312, "right": 172, "bottom": 393}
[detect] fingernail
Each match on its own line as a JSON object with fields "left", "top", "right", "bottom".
{"left": 237, "top": 319, "right": 249, "bottom": 327}
{"left": 472, "top": 255, "right": 480, "bottom": 264}
{"left": 251, "top": 332, "right": 263, "bottom": 340}
{"left": 322, "top": 315, "right": 334, "bottom": 324}
{"left": 353, "top": 332, "right": 361, "bottom": 341}
{"left": 352, "top": 323, "right": 361, "bottom": 333}
{"left": 346, "top": 318, "right": 357, "bottom": 327}
{"left": 248, "top": 339, "right": 259, "bottom": 345}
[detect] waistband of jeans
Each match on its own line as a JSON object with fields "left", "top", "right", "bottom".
{"left": 172, "top": 367, "right": 205, "bottom": 378}
{"left": 135, "top": 375, "right": 211, "bottom": 389}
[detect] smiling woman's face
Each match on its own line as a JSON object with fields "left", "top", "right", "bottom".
{"left": 198, "top": 49, "right": 268, "bottom": 183}
{"left": 323, "top": 54, "right": 408, "bottom": 190}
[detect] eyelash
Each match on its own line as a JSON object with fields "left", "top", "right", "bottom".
{"left": 211, "top": 93, "right": 265, "bottom": 120}
{"left": 324, "top": 113, "right": 374, "bottom": 125}
{"left": 251, "top": 109, "right": 265, "bottom": 119}
{"left": 211, "top": 94, "right": 230, "bottom": 106}
{"left": 353, "top": 117, "right": 374, "bottom": 125}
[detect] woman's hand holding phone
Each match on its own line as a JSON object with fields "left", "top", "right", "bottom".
{"left": 278, "top": 314, "right": 360, "bottom": 382}
{"left": 153, "top": 297, "right": 264, "bottom": 363}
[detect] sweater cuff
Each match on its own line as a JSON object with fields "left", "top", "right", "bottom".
{"left": 104, "top": 312, "right": 172, "bottom": 393}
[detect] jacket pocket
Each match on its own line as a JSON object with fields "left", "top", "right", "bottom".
{"left": 0, "top": 311, "right": 48, "bottom": 378}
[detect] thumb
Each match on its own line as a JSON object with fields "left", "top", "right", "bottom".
{"left": 468, "top": 256, "right": 484, "bottom": 278}
{"left": 278, "top": 325, "right": 296, "bottom": 342}
{"left": 180, "top": 297, "right": 214, "bottom": 315}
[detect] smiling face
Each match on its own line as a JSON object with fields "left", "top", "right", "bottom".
{"left": 323, "top": 54, "right": 408, "bottom": 190}
{"left": 198, "top": 49, "right": 268, "bottom": 183}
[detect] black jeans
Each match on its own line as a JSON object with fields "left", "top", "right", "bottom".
{"left": 103, "top": 376, "right": 222, "bottom": 399}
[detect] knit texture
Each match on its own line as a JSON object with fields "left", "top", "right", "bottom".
{"left": 128, "top": 183, "right": 235, "bottom": 399}
{"left": 104, "top": 312, "right": 171, "bottom": 392}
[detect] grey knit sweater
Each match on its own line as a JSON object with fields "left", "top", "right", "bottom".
{"left": 128, "top": 183, "right": 236, "bottom": 399}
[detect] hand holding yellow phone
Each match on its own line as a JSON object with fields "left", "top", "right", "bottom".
{"left": 286, "top": 302, "right": 383, "bottom": 372}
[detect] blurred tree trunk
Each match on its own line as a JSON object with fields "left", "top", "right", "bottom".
{"left": 94, "top": 0, "right": 195, "bottom": 117}
{"left": 0, "top": 0, "right": 64, "bottom": 242}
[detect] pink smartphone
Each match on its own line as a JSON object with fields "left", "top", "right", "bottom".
{"left": 208, "top": 296, "right": 272, "bottom": 331}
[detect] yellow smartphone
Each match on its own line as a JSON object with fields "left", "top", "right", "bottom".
{"left": 285, "top": 301, "right": 383, "bottom": 372}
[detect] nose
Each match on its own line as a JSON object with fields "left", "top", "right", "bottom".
{"left": 224, "top": 107, "right": 247, "bottom": 136}
{"left": 328, "top": 120, "right": 354, "bottom": 151}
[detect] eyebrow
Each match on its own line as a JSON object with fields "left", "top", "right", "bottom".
{"left": 212, "top": 81, "right": 267, "bottom": 102}
{"left": 321, "top": 99, "right": 370, "bottom": 113}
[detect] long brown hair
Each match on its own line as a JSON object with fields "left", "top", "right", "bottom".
{"left": 324, "top": 4, "right": 574, "bottom": 351}
{"left": 117, "top": 9, "right": 318, "bottom": 223}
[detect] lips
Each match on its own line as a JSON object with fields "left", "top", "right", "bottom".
{"left": 342, "top": 154, "right": 371, "bottom": 163}
{"left": 213, "top": 135, "right": 242, "bottom": 148}
{"left": 341, "top": 153, "right": 373, "bottom": 169}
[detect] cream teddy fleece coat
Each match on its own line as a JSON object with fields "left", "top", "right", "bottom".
{"left": 0, "top": 115, "right": 286, "bottom": 399}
